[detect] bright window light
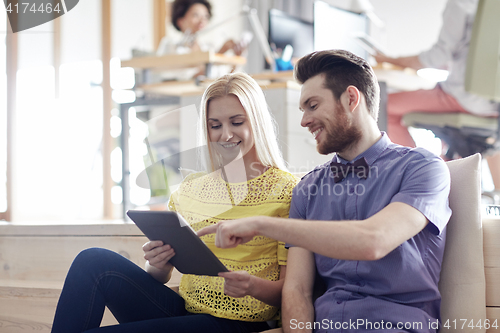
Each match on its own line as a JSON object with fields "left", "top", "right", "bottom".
{"left": 14, "top": 62, "right": 104, "bottom": 221}
{"left": 409, "top": 127, "right": 442, "bottom": 156}
{"left": 112, "top": 89, "right": 136, "bottom": 104}
{"left": 111, "top": 147, "right": 122, "bottom": 183}
{"left": 110, "top": 115, "right": 122, "bottom": 138}
{"left": 110, "top": 57, "right": 135, "bottom": 90}
{"left": 128, "top": 110, "right": 152, "bottom": 207}
{"left": 111, "top": 185, "right": 123, "bottom": 205}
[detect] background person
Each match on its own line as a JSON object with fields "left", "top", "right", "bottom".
{"left": 158, "top": 0, "right": 247, "bottom": 56}
{"left": 374, "top": 0, "right": 500, "bottom": 192}
{"left": 199, "top": 50, "right": 451, "bottom": 333}
{"left": 156, "top": 0, "right": 249, "bottom": 80}
{"left": 51, "top": 72, "right": 299, "bottom": 333}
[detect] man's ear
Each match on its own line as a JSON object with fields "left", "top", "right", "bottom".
{"left": 344, "top": 86, "right": 361, "bottom": 112}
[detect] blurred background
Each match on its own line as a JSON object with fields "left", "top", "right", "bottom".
{"left": 0, "top": 0, "right": 458, "bottom": 222}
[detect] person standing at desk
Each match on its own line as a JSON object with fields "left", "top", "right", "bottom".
{"left": 156, "top": 0, "right": 248, "bottom": 80}
{"left": 374, "top": 0, "right": 500, "bottom": 190}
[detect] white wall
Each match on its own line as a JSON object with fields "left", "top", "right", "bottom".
{"left": 61, "top": 0, "right": 101, "bottom": 64}
{"left": 322, "top": 0, "right": 448, "bottom": 55}
{"left": 370, "top": 0, "right": 447, "bottom": 56}
{"left": 112, "top": 0, "right": 154, "bottom": 59}
{"left": 312, "top": 0, "right": 447, "bottom": 56}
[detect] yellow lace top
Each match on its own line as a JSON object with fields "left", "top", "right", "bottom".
{"left": 168, "top": 167, "right": 299, "bottom": 322}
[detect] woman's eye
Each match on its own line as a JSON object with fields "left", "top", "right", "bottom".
{"left": 211, "top": 124, "right": 221, "bottom": 129}
{"left": 310, "top": 104, "right": 318, "bottom": 110}
{"left": 233, "top": 122, "right": 243, "bottom": 126}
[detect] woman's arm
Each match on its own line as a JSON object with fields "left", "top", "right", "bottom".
{"left": 218, "top": 265, "right": 287, "bottom": 307}
{"left": 374, "top": 54, "right": 424, "bottom": 71}
{"left": 217, "top": 39, "right": 248, "bottom": 56}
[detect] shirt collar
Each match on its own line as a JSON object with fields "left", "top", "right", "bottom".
{"left": 333, "top": 132, "right": 390, "bottom": 166}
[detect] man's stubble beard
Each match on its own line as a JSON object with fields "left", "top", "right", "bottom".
{"left": 317, "top": 104, "right": 362, "bottom": 155}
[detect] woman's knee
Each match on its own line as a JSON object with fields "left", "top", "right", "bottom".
{"left": 69, "top": 248, "right": 120, "bottom": 275}
{"left": 75, "top": 247, "right": 114, "bottom": 262}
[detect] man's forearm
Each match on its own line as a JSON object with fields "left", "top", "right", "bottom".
{"left": 377, "top": 55, "right": 424, "bottom": 70}
{"left": 282, "top": 289, "right": 315, "bottom": 333}
{"left": 256, "top": 216, "right": 376, "bottom": 261}
{"left": 255, "top": 203, "right": 427, "bottom": 261}
{"left": 200, "top": 203, "right": 427, "bottom": 261}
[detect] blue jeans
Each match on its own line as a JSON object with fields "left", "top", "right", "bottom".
{"left": 51, "top": 248, "right": 271, "bottom": 333}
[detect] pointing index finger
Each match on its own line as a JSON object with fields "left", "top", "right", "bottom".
{"left": 197, "top": 224, "right": 218, "bottom": 238}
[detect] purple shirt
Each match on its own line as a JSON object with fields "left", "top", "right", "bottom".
{"left": 289, "top": 133, "right": 451, "bottom": 333}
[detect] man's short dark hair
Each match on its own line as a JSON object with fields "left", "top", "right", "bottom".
{"left": 294, "top": 49, "right": 380, "bottom": 121}
{"left": 171, "top": 0, "right": 212, "bottom": 32}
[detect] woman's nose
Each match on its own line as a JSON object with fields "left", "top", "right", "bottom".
{"left": 221, "top": 127, "right": 233, "bottom": 141}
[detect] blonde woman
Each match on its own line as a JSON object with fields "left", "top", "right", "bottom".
{"left": 51, "top": 72, "right": 299, "bottom": 333}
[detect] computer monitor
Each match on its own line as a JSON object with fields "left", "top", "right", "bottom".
{"left": 314, "top": 1, "right": 369, "bottom": 60}
{"left": 268, "top": 9, "right": 314, "bottom": 59}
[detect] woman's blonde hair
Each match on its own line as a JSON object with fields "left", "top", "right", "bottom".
{"left": 198, "top": 72, "right": 288, "bottom": 172}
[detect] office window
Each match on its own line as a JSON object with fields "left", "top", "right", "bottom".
{"left": 14, "top": 61, "right": 104, "bottom": 221}
{"left": 0, "top": 9, "right": 6, "bottom": 214}
{"left": 12, "top": 0, "right": 105, "bottom": 221}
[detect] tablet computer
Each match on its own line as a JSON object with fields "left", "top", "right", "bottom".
{"left": 126, "top": 210, "right": 228, "bottom": 276}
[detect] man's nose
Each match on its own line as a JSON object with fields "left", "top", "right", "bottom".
{"left": 300, "top": 112, "right": 311, "bottom": 128}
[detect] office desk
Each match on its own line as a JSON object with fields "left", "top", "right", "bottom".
{"left": 252, "top": 66, "right": 437, "bottom": 92}
{"left": 373, "top": 66, "right": 437, "bottom": 92}
{"left": 121, "top": 51, "right": 246, "bottom": 70}
{"left": 121, "top": 51, "right": 246, "bottom": 84}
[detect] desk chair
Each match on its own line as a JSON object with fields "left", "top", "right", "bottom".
{"left": 259, "top": 154, "right": 487, "bottom": 333}
{"left": 402, "top": 112, "right": 500, "bottom": 160}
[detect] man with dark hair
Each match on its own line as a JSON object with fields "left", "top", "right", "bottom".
{"left": 294, "top": 50, "right": 380, "bottom": 121}
{"left": 199, "top": 49, "right": 452, "bottom": 332}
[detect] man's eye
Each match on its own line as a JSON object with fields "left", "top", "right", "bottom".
{"left": 310, "top": 104, "right": 318, "bottom": 110}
